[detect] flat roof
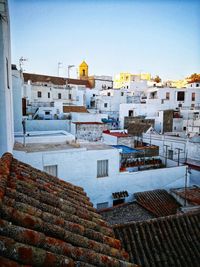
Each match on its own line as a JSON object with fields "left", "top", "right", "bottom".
{"left": 73, "top": 122, "right": 103, "bottom": 125}
{"left": 14, "top": 141, "right": 114, "bottom": 153}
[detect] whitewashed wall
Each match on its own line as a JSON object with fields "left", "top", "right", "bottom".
{"left": 14, "top": 147, "right": 187, "bottom": 208}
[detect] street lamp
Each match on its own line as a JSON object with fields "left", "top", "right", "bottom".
{"left": 67, "top": 65, "right": 75, "bottom": 78}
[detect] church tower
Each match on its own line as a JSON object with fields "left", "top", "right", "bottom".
{"left": 79, "top": 61, "right": 88, "bottom": 80}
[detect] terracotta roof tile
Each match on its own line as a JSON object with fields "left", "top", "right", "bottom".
{"left": 172, "top": 187, "right": 200, "bottom": 205}
{"left": 114, "top": 211, "right": 200, "bottom": 267}
{"left": 23, "top": 73, "right": 91, "bottom": 88}
{"left": 0, "top": 153, "right": 136, "bottom": 266}
{"left": 134, "top": 189, "right": 181, "bottom": 217}
{"left": 63, "top": 106, "right": 88, "bottom": 113}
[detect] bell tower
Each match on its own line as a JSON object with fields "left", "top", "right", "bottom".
{"left": 79, "top": 61, "right": 88, "bottom": 80}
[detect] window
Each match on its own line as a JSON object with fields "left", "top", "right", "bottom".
{"left": 37, "top": 91, "right": 42, "bottom": 98}
{"left": 82, "top": 69, "right": 85, "bottom": 76}
{"left": 6, "top": 57, "right": 10, "bottom": 89}
{"left": 168, "top": 150, "right": 173, "bottom": 160}
{"left": 45, "top": 111, "right": 50, "bottom": 115}
{"left": 58, "top": 93, "right": 62, "bottom": 99}
{"left": 104, "top": 103, "right": 108, "bottom": 108}
{"left": 97, "top": 202, "right": 109, "bottom": 210}
{"left": 177, "top": 91, "right": 185, "bottom": 101}
{"left": 44, "top": 165, "right": 57, "bottom": 177}
{"left": 97, "top": 160, "right": 108, "bottom": 178}
{"left": 192, "top": 93, "right": 195, "bottom": 101}
{"left": 121, "top": 92, "right": 124, "bottom": 96}
{"left": 166, "top": 92, "right": 170, "bottom": 100}
{"left": 183, "top": 126, "right": 186, "bottom": 131}
{"left": 69, "top": 93, "right": 72, "bottom": 100}
{"left": 174, "top": 126, "right": 176, "bottom": 130}
{"left": 48, "top": 92, "right": 50, "bottom": 98}
{"left": 93, "top": 94, "right": 95, "bottom": 97}
{"left": 129, "top": 110, "right": 133, "bottom": 117}
{"left": 107, "top": 92, "right": 111, "bottom": 96}
{"left": 196, "top": 84, "right": 199, "bottom": 87}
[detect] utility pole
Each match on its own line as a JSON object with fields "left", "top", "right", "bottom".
{"left": 67, "top": 65, "right": 75, "bottom": 78}
{"left": 184, "top": 166, "right": 188, "bottom": 207}
{"left": 58, "top": 62, "right": 62, "bottom": 77}
{"left": 176, "top": 148, "right": 183, "bottom": 166}
{"left": 164, "top": 144, "right": 170, "bottom": 166}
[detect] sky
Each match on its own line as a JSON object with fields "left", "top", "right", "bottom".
{"left": 9, "top": 0, "right": 200, "bottom": 80}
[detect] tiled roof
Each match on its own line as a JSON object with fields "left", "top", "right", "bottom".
{"left": 23, "top": 73, "right": 91, "bottom": 88}
{"left": 0, "top": 153, "right": 136, "bottom": 266}
{"left": 103, "top": 131, "right": 129, "bottom": 137}
{"left": 99, "top": 202, "right": 155, "bottom": 226}
{"left": 172, "top": 187, "right": 200, "bottom": 205}
{"left": 134, "top": 189, "right": 181, "bottom": 217}
{"left": 63, "top": 106, "right": 88, "bottom": 113}
{"left": 114, "top": 211, "right": 200, "bottom": 267}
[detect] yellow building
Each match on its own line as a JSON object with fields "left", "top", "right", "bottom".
{"left": 79, "top": 61, "right": 88, "bottom": 80}
{"left": 170, "top": 79, "right": 188, "bottom": 88}
{"left": 114, "top": 72, "right": 151, "bottom": 88}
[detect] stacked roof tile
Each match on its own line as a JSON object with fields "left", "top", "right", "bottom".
{"left": 114, "top": 211, "right": 200, "bottom": 267}
{"left": 0, "top": 153, "right": 136, "bottom": 266}
{"left": 134, "top": 189, "right": 181, "bottom": 217}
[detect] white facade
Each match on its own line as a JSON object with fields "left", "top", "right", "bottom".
{"left": 14, "top": 140, "right": 187, "bottom": 208}
{"left": 0, "top": 0, "right": 14, "bottom": 156}
{"left": 12, "top": 66, "right": 23, "bottom": 132}
{"left": 24, "top": 80, "right": 87, "bottom": 116}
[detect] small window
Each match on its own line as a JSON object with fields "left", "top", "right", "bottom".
{"left": 174, "top": 126, "right": 176, "bottom": 130}
{"left": 37, "top": 91, "right": 42, "bottom": 98}
{"left": 196, "top": 84, "right": 199, "bottom": 87}
{"left": 129, "top": 110, "right": 133, "bottom": 117}
{"left": 93, "top": 94, "right": 95, "bottom": 97}
{"left": 69, "top": 93, "right": 72, "bottom": 100}
{"left": 45, "top": 111, "right": 50, "bottom": 115}
{"left": 168, "top": 150, "right": 173, "bottom": 160}
{"left": 58, "top": 93, "right": 62, "bottom": 99}
{"left": 104, "top": 103, "right": 108, "bottom": 108}
{"left": 97, "top": 160, "right": 108, "bottom": 178}
{"left": 48, "top": 92, "right": 50, "bottom": 98}
{"left": 107, "top": 92, "right": 111, "bottom": 96}
{"left": 191, "top": 92, "right": 195, "bottom": 101}
{"left": 82, "top": 69, "right": 85, "bottom": 76}
{"left": 44, "top": 165, "right": 57, "bottom": 177}
{"left": 166, "top": 92, "right": 170, "bottom": 100}
{"left": 183, "top": 126, "right": 186, "bottom": 131}
{"left": 177, "top": 91, "right": 185, "bottom": 101}
{"left": 121, "top": 92, "right": 124, "bottom": 96}
{"left": 97, "top": 202, "right": 109, "bottom": 210}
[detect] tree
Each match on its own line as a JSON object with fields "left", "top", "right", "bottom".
{"left": 187, "top": 73, "right": 200, "bottom": 83}
{"left": 153, "top": 75, "right": 162, "bottom": 83}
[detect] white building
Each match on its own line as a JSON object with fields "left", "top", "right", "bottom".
{"left": 142, "top": 132, "right": 200, "bottom": 186}
{"left": 14, "top": 132, "right": 187, "bottom": 208}
{"left": 119, "top": 86, "right": 200, "bottom": 129}
{"left": 23, "top": 73, "right": 89, "bottom": 117}
{"left": 0, "top": 0, "right": 14, "bottom": 156}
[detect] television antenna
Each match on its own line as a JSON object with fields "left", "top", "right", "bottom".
{"left": 19, "top": 57, "right": 28, "bottom": 71}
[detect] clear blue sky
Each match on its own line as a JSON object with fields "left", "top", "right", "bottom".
{"left": 9, "top": 0, "right": 200, "bottom": 80}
